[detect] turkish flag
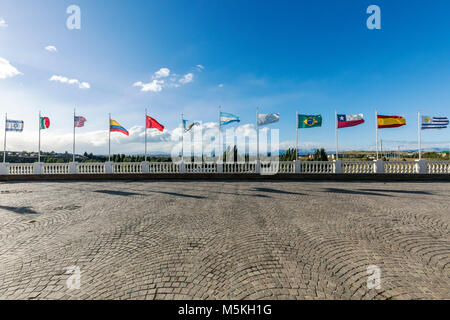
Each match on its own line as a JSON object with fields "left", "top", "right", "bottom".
{"left": 146, "top": 116, "right": 164, "bottom": 132}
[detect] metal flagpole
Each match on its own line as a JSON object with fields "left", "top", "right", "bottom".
{"left": 335, "top": 109, "right": 338, "bottom": 160}
{"left": 181, "top": 113, "right": 184, "bottom": 161}
{"left": 418, "top": 111, "right": 422, "bottom": 160}
{"left": 73, "top": 108, "right": 76, "bottom": 162}
{"left": 3, "top": 113, "right": 7, "bottom": 163}
{"left": 256, "top": 107, "right": 259, "bottom": 162}
{"left": 218, "top": 105, "right": 222, "bottom": 162}
{"left": 145, "top": 109, "right": 148, "bottom": 162}
{"left": 296, "top": 110, "right": 299, "bottom": 160}
{"left": 38, "top": 110, "right": 41, "bottom": 163}
{"left": 375, "top": 109, "right": 379, "bottom": 160}
{"left": 108, "top": 113, "right": 111, "bottom": 162}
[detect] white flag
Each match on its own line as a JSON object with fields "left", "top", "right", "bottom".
{"left": 258, "top": 113, "right": 279, "bottom": 126}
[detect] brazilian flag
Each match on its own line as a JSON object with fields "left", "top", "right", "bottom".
{"left": 298, "top": 114, "right": 322, "bottom": 128}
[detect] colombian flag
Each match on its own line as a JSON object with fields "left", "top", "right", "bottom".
{"left": 378, "top": 115, "right": 406, "bottom": 129}
{"left": 110, "top": 119, "right": 129, "bottom": 136}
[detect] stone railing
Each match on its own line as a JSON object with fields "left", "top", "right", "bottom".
{"left": 426, "top": 161, "right": 450, "bottom": 174}
{"left": 1, "top": 160, "right": 450, "bottom": 175}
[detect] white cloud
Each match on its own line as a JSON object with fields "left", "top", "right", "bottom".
{"left": 134, "top": 68, "right": 195, "bottom": 93}
{"left": 0, "top": 18, "right": 7, "bottom": 28}
{"left": 49, "top": 75, "right": 90, "bottom": 89}
{"left": 45, "top": 45, "right": 58, "bottom": 53}
{"left": 218, "top": 83, "right": 224, "bottom": 88}
{"left": 196, "top": 64, "right": 205, "bottom": 71}
{"left": 153, "top": 68, "right": 170, "bottom": 79}
{"left": 179, "top": 73, "right": 194, "bottom": 84}
{"left": 133, "top": 80, "right": 164, "bottom": 92}
{"left": 0, "top": 57, "right": 22, "bottom": 79}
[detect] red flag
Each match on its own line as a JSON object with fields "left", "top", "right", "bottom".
{"left": 146, "top": 116, "right": 164, "bottom": 132}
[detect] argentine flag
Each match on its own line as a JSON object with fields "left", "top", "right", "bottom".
{"left": 220, "top": 112, "right": 240, "bottom": 126}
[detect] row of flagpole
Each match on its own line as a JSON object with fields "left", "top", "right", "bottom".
{"left": 2, "top": 108, "right": 448, "bottom": 163}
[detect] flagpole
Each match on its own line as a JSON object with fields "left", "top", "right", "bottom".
{"left": 335, "top": 109, "right": 338, "bottom": 160}
{"left": 145, "top": 109, "right": 148, "bottom": 162}
{"left": 218, "top": 105, "right": 222, "bottom": 162}
{"left": 108, "top": 113, "right": 111, "bottom": 162}
{"left": 38, "top": 110, "right": 41, "bottom": 163}
{"left": 73, "top": 108, "right": 76, "bottom": 162}
{"left": 181, "top": 113, "right": 184, "bottom": 161}
{"left": 256, "top": 107, "right": 259, "bottom": 162}
{"left": 296, "top": 110, "right": 299, "bottom": 160}
{"left": 375, "top": 109, "right": 379, "bottom": 160}
{"left": 3, "top": 113, "right": 7, "bottom": 163}
{"left": 418, "top": 111, "right": 422, "bottom": 160}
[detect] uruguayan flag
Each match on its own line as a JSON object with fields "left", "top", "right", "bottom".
{"left": 6, "top": 120, "right": 24, "bottom": 132}
{"left": 421, "top": 116, "right": 449, "bottom": 129}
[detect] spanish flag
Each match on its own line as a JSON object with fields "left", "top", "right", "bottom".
{"left": 378, "top": 115, "right": 406, "bottom": 129}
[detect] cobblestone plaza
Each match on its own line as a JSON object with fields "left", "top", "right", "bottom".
{"left": 0, "top": 180, "right": 449, "bottom": 299}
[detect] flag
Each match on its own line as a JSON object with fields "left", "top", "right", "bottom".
{"left": 220, "top": 112, "right": 240, "bottom": 126}
{"left": 337, "top": 114, "right": 365, "bottom": 128}
{"left": 74, "top": 116, "right": 87, "bottom": 128}
{"left": 146, "top": 116, "right": 164, "bottom": 132}
{"left": 258, "top": 113, "right": 280, "bottom": 126}
{"left": 110, "top": 119, "right": 129, "bottom": 136}
{"left": 40, "top": 117, "right": 50, "bottom": 129}
{"left": 298, "top": 114, "right": 322, "bottom": 128}
{"left": 182, "top": 119, "right": 200, "bottom": 132}
{"left": 377, "top": 115, "right": 406, "bottom": 128}
{"left": 6, "top": 120, "right": 24, "bottom": 132}
{"left": 421, "top": 116, "right": 449, "bottom": 130}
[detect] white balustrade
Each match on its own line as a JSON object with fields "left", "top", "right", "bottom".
{"left": 77, "top": 163, "right": 106, "bottom": 174}
{"left": 384, "top": 161, "right": 417, "bottom": 174}
{"left": 185, "top": 162, "right": 217, "bottom": 173}
{"left": 6, "top": 163, "right": 34, "bottom": 175}
{"left": 300, "top": 161, "right": 335, "bottom": 174}
{"left": 276, "top": 161, "right": 296, "bottom": 173}
{"left": 427, "top": 161, "right": 450, "bottom": 174}
{"left": 112, "top": 162, "right": 142, "bottom": 174}
{"left": 343, "top": 161, "right": 375, "bottom": 174}
{"left": 148, "top": 162, "right": 179, "bottom": 173}
{"left": 2, "top": 160, "right": 450, "bottom": 176}
{"left": 223, "top": 162, "right": 257, "bottom": 173}
{"left": 42, "top": 163, "right": 70, "bottom": 174}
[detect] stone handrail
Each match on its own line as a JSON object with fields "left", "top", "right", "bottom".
{"left": 1, "top": 160, "right": 449, "bottom": 175}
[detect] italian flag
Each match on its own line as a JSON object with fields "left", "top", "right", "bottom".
{"left": 40, "top": 117, "right": 50, "bottom": 129}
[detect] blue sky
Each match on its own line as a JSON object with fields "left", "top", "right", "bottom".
{"left": 1, "top": 0, "right": 450, "bottom": 154}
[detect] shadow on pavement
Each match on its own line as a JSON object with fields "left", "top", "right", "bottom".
{"left": 150, "top": 191, "right": 206, "bottom": 199}
{"left": 95, "top": 190, "right": 144, "bottom": 197}
{"left": 251, "top": 187, "right": 305, "bottom": 195}
{"left": 323, "top": 188, "right": 393, "bottom": 197}
{"left": 0, "top": 205, "right": 37, "bottom": 214}
{"left": 359, "top": 189, "right": 432, "bottom": 195}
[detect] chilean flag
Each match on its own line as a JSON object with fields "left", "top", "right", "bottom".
{"left": 337, "top": 114, "right": 365, "bottom": 128}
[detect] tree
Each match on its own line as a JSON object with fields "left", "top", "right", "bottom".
{"left": 280, "top": 148, "right": 297, "bottom": 161}
{"left": 313, "top": 148, "right": 328, "bottom": 161}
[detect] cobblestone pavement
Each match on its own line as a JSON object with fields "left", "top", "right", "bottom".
{"left": 0, "top": 180, "right": 449, "bottom": 300}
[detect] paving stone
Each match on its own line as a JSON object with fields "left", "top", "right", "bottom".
{"left": 0, "top": 181, "right": 448, "bottom": 299}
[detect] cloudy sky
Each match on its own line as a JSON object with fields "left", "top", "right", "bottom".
{"left": 1, "top": 0, "right": 450, "bottom": 155}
